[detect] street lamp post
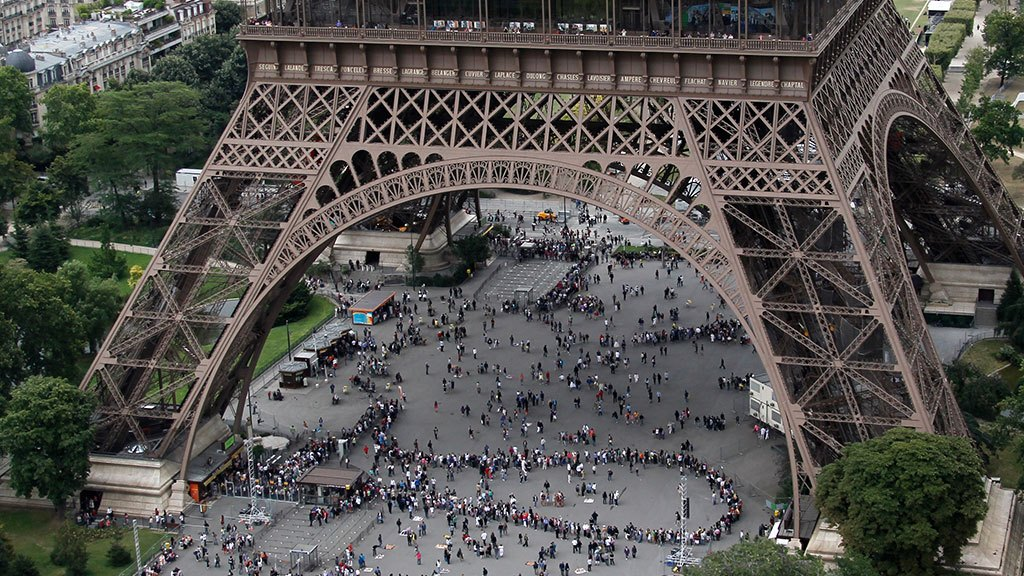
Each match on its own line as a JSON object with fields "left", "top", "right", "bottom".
{"left": 286, "top": 320, "right": 292, "bottom": 361}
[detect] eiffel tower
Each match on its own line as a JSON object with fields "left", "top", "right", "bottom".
{"left": 81, "top": 0, "right": 1024, "bottom": 529}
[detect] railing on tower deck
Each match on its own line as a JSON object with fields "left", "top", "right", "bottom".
{"left": 238, "top": 0, "right": 884, "bottom": 57}
{"left": 238, "top": 23, "right": 824, "bottom": 53}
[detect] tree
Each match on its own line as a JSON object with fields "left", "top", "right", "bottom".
{"left": 0, "top": 66, "right": 34, "bottom": 134}
{"left": 998, "top": 288, "right": 1024, "bottom": 349}
{"left": 178, "top": 34, "right": 235, "bottom": 84}
{"left": 957, "top": 47, "right": 989, "bottom": 114}
{"left": 49, "top": 522, "right": 88, "bottom": 576}
{"left": 73, "top": 81, "right": 208, "bottom": 216}
{"left": 213, "top": 0, "right": 242, "bottom": 33}
{"left": 202, "top": 43, "right": 248, "bottom": 137}
{"left": 57, "top": 260, "right": 123, "bottom": 352}
{"left": 136, "top": 180, "right": 178, "bottom": 226}
{"left": 150, "top": 54, "right": 200, "bottom": 86}
{"left": 14, "top": 181, "right": 63, "bottom": 225}
{"left": 833, "top": 554, "right": 881, "bottom": 576}
{"left": 9, "top": 223, "right": 30, "bottom": 259}
{"left": 276, "top": 282, "right": 312, "bottom": 325}
{"left": 997, "top": 270, "right": 1023, "bottom": 323}
{"left": 970, "top": 96, "right": 1024, "bottom": 163}
{"left": 0, "top": 121, "right": 34, "bottom": 208}
{"left": 46, "top": 154, "right": 90, "bottom": 223}
{"left": 453, "top": 234, "right": 492, "bottom": 266}
{"left": 681, "top": 538, "right": 826, "bottom": 576}
{"left": 9, "top": 555, "right": 42, "bottom": 576}
{"left": 0, "top": 262, "right": 84, "bottom": 381}
{"left": 945, "top": 360, "right": 1011, "bottom": 420}
{"left": 89, "top": 227, "right": 128, "bottom": 279}
{"left": 41, "top": 84, "right": 96, "bottom": 154}
{"left": 816, "top": 427, "right": 987, "bottom": 576}
{"left": 26, "top": 222, "right": 70, "bottom": 273}
{"left": 0, "top": 376, "right": 97, "bottom": 517}
{"left": 983, "top": 10, "right": 1024, "bottom": 87}
{"left": 0, "top": 314, "right": 25, "bottom": 413}
{"left": 406, "top": 245, "right": 425, "bottom": 280}
{"left": 120, "top": 68, "right": 152, "bottom": 89}
{"left": 0, "top": 522, "right": 13, "bottom": 576}
{"left": 996, "top": 382, "right": 1024, "bottom": 488}
{"left": 128, "top": 264, "right": 145, "bottom": 288}
{"left": 106, "top": 540, "right": 133, "bottom": 567}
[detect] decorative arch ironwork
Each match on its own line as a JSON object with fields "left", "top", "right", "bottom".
{"left": 79, "top": 0, "right": 1024, "bottom": 532}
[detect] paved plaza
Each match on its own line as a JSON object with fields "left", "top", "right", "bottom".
{"left": 173, "top": 230, "right": 786, "bottom": 576}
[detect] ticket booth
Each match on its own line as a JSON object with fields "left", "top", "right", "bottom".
{"left": 350, "top": 290, "right": 396, "bottom": 326}
{"left": 186, "top": 434, "right": 242, "bottom": 502}
{"left": 279, "top": 362, "right": 308, "bottom": 388}
{"left": 293, "top": 350, "right": 318, "bottom": 375}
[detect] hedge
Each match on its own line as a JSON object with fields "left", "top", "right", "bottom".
{"left": 942, "top": 9, "right": 976, "bottom": 35}
{"left": 926, "top": 21, "right": 967, "bottom": 71}
{"left": 949, "top": 0, "right": 976, "bottom": 12}
{"left": 930, "top": 63, "right": 945, "bottom": 81}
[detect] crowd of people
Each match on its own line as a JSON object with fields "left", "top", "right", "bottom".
{"left": 346, "top": 437, "right": 746, "bottom": 567}
{"left": 568, "top": 294, "right": 604, "bottom": 317}
{"left": 218, "top": 398, "right": 402, "bottom": 502}
{"left": 139, "top": 202, "right": 779, "bottom": 576}
{"left": 536, "top": 262, "right": 595, "bottom": 311}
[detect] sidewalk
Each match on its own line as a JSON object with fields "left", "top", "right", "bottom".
{"left": 69, "top": 238, "right": 158, "bottom": 255}
{"left": 941, "top": 1, "right": 1004, "bottom": 101}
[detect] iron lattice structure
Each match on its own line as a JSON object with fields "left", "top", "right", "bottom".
{"left": 82, "top": 0, "right": 1024, "bottom": 529}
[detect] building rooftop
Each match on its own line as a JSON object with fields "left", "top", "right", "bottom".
{"left": 5, "top": 48, "right": 34, "bottom": 71}
{"left": 28, "top": 20, "right": 137, "bottom": 59}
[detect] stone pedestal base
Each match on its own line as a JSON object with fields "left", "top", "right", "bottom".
{"left": 0, "top": 418, "right": 232, "bottom": 517}
{"left": 332, "top": 211, "right": 476, "bottom": 271}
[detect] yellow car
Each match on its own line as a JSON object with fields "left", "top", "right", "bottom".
{"left": 537, "top": 209, "right": 557, "bottom": 221}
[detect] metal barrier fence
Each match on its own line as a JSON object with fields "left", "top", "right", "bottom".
{"left": 954, "top": 329, "right": 999, "bottom": 362}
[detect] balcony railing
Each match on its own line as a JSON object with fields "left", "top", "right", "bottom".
{"left": 238, "top": 0, "right": 886, "bottom": 59}
{"left": 239, "top": 24, "right": 823, "bottom": 54}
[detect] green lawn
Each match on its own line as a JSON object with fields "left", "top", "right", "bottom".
{"left": 67, "top": 247, "right": 152, "bottom": 297}
{"left": 0, "top": 508, "right": 166, "bottom": 576}
{"left": 893, "top": 0, "right": 929, "bottom": 29}
{"left": 990, "top": 156, "right": 1024, "bottom": 209}
{"left": 985, "top": 442, "right": 1022, "bottom": 488}
{"left": 960, "top": 338, "right": 1023, "bottom": 385}
{"left": 0, "top": 247, "right": 151, "bottom": 297}
{"left": 254, "top": 295, "right": 336, "bottom": 376}
{"left": 69, "top": 224, "right": 169, "bottom": 248}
